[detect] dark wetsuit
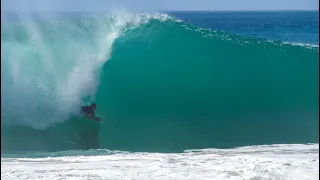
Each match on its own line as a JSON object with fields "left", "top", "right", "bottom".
{"left": 81, "top": 106, "right": 95, "bottom": 116}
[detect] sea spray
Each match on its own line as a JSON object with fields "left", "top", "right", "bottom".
{"left": 1, "top": 12, "right": 162, "bottom": 129}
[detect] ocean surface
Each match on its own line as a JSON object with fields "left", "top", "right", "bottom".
{"left": 1, "top": 11, "right": 319, "bottom": 179}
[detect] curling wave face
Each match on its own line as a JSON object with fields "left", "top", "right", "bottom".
{"left": 1, "top": 12, "right": 318, "bottom": 152}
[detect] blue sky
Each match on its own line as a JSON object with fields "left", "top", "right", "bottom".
{"left": 1, "top": 0, "right": 319, "bottom": 11}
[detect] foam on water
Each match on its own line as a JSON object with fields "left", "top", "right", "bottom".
{"left": 1, "top": 144, "right": 319, "bottom": 180}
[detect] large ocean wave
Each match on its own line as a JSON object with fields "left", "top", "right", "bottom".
{"left": 1, "top": 12, "right": 318, "bottom": 153}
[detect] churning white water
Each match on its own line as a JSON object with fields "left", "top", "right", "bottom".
{"left": 1, "top": 144, "right": 318, "bottom": 180}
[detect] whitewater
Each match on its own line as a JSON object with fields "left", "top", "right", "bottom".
{"left": 1, "top": 144, "right": 318, "bottom": 180}
{"left": 1, "top": 11, "right": 319, "bottom": 180}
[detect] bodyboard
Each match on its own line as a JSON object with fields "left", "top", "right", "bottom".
{"left": 80, "top": 113, "right": 102, "bottom": 122}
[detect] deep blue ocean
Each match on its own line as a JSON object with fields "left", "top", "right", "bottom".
{"left": 169, "top": 11, "right": 319, "bottom": 45}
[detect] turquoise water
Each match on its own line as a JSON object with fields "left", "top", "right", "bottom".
{"left": 1, "top": 12, "right": 319, "bottom": 153}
